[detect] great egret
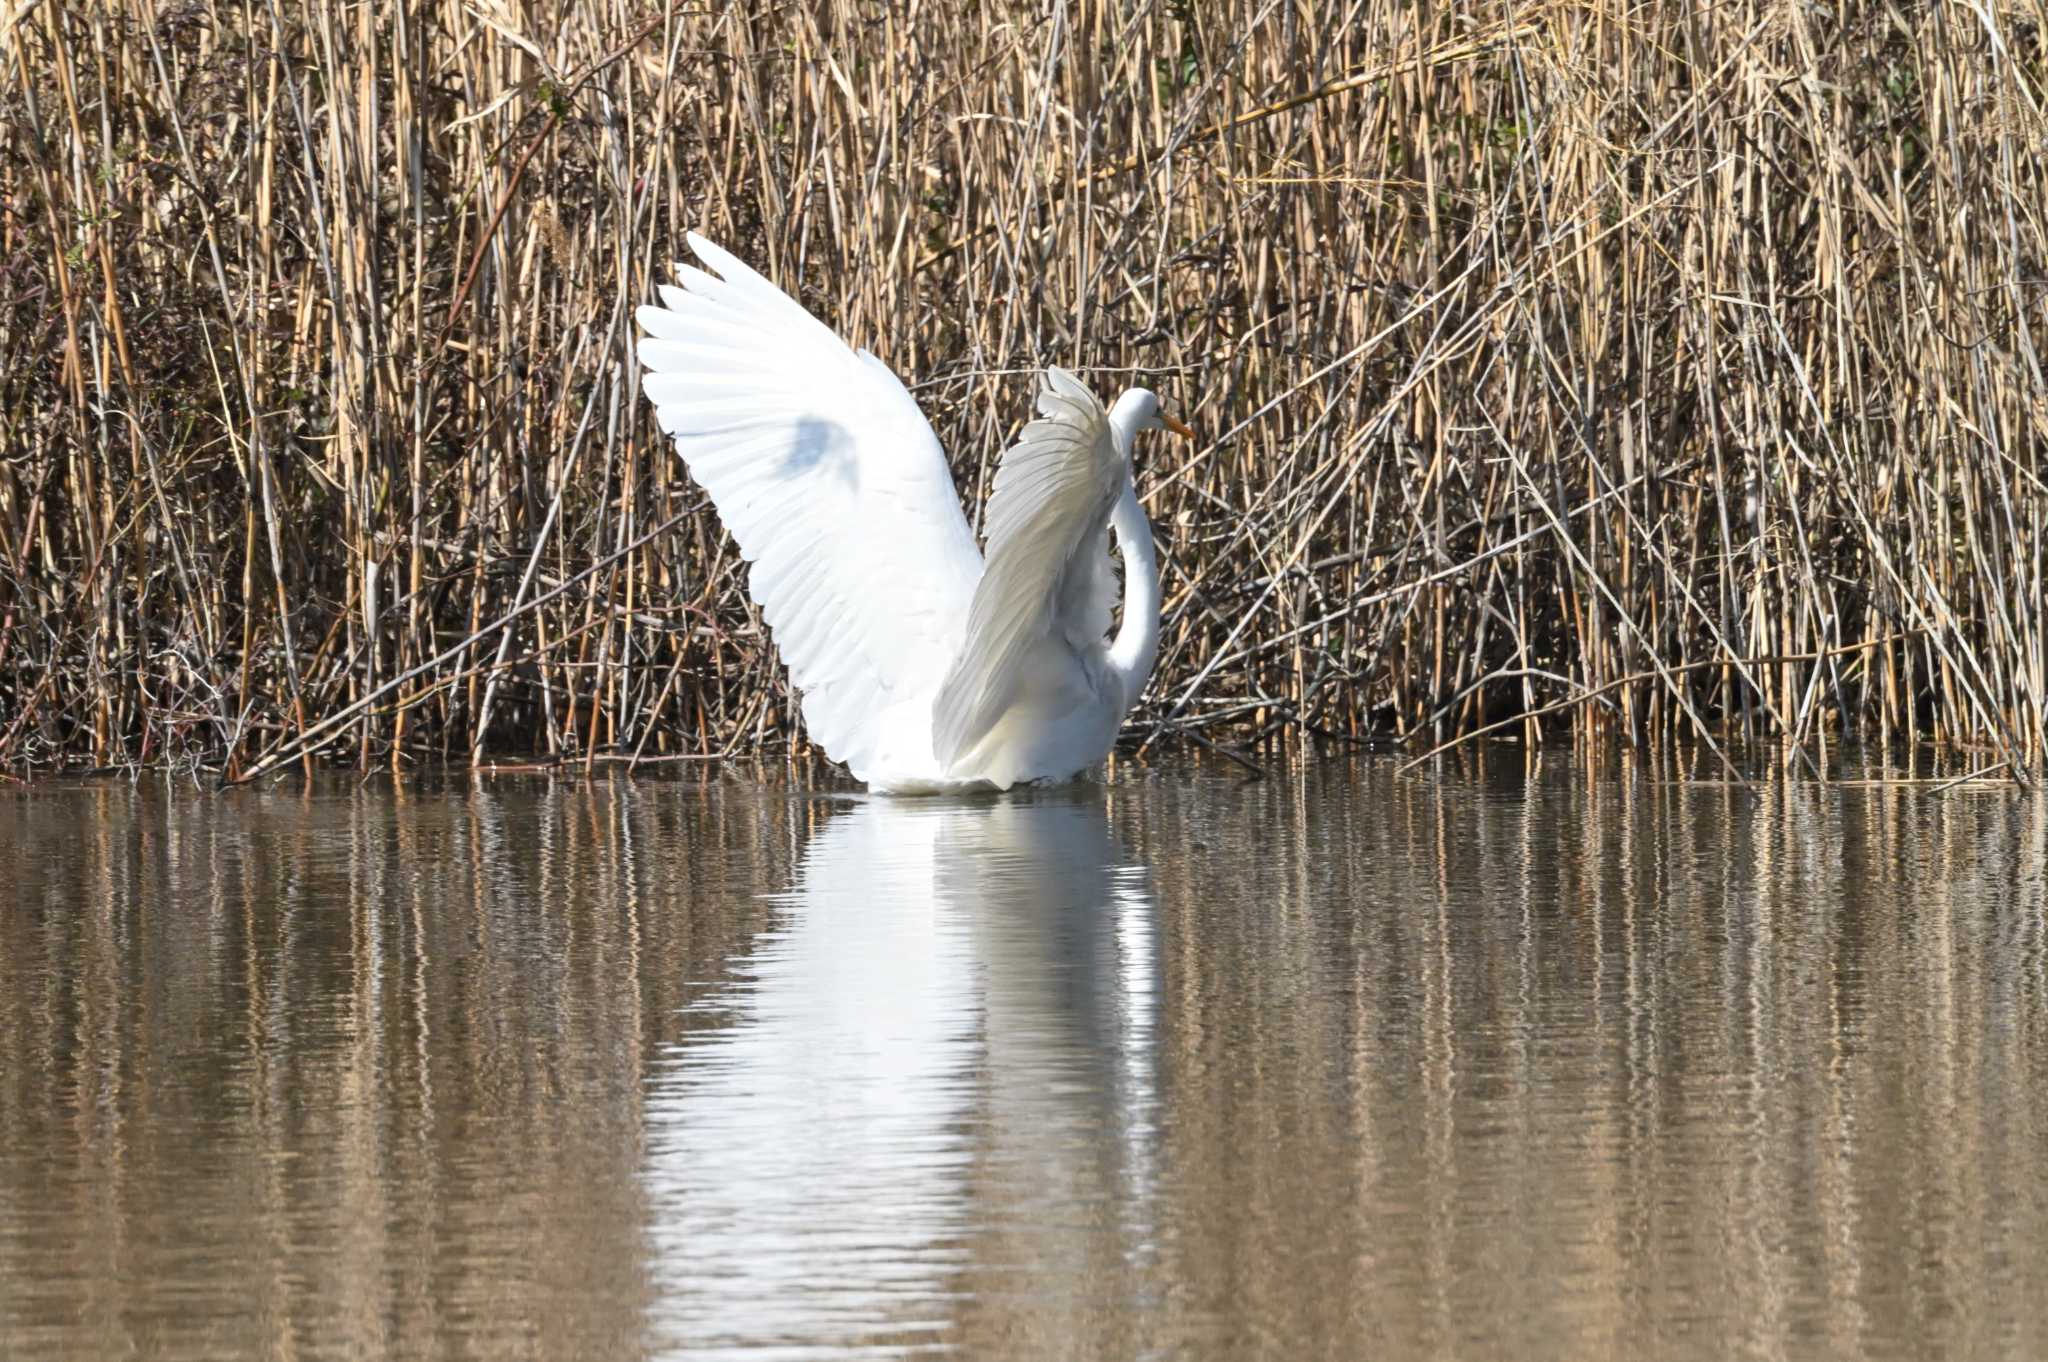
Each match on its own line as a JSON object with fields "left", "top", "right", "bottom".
{"left": 636, "top": 234, "right": 1193, "bottom": 793}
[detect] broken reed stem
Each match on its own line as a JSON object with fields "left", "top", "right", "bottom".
{"left": 2, "top": 0, "right": 2044, "bottom": 779}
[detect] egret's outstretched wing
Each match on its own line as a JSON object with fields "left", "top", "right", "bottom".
{"left": 931, "top": 369, "right": 1122, "bottom": 770}
{"left": 637, "top": 233, "right": 981, "bottom": 778}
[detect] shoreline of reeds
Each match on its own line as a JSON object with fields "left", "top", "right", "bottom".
{"left": 4, "top": 1, "right": 2044, "bottom": 783}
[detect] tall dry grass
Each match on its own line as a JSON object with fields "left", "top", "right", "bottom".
{"left": 2, "top": 0, "right": 2044, "bottom": 780}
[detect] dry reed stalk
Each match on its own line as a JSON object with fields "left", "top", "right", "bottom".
{"left": 2, "top": 0, "right": 2043, "bottom": 780}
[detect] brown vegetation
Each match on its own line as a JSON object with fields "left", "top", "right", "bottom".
{"left": 3, "top": 0, "right": 2044, "bottom": 779}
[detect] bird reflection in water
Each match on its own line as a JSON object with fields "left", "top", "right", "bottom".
{"left": 641, "top": 788, "right": 1161, "bottom": 1357}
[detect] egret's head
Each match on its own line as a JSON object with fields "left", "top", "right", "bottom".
{"left": 1111, "top": 387, "right": 1197, "bottom": 453}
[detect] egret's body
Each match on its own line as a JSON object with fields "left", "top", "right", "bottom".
{"left": 637, "top": 234, "right": 1185, "bottom": 793}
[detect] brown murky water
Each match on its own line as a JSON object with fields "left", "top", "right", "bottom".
{"left": 2, "top": 760, "right": 2045, "bottom": 1359}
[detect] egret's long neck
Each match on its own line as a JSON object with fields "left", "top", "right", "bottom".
{"left": 1106, "top": 480, "right": 1160, "bottom": 714}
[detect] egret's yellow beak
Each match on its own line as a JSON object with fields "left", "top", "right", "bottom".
{"left": 1162, "top": 412, "right": 1197, "bottom": 440}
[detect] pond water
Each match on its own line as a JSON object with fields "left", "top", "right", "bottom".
{"left": 2, "top": 758, "right": 2044, "bottom": 1360}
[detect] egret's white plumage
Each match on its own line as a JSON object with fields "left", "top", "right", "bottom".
{"left": 636, "top": 233, "right": 1185, "bottom": 793}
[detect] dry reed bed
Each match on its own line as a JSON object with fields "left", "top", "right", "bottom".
{"left": 2, "top": 0, "right": 2044, "bottom": 779}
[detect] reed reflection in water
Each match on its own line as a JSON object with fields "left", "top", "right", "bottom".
{"left": 1, "top": 761, "right": 2045, "bottom": 1360}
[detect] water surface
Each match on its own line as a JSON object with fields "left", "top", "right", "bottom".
{"left": 3, "top": 760, "right": 2044, "bottom": 1359}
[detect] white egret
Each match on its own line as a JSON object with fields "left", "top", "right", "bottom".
{"left": 636, "top": 234, "right": 1192, "bottom": 793}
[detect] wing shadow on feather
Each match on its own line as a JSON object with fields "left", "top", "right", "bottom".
{"left": 780, "top": 415, "right": 861, "bottom": 490}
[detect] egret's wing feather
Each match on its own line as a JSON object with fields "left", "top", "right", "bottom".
{"left": 931, "top": 369, "right": 1122, "bottom": 770}
{"left": 637, "top": 233, "right": 982, "bottom": 778}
